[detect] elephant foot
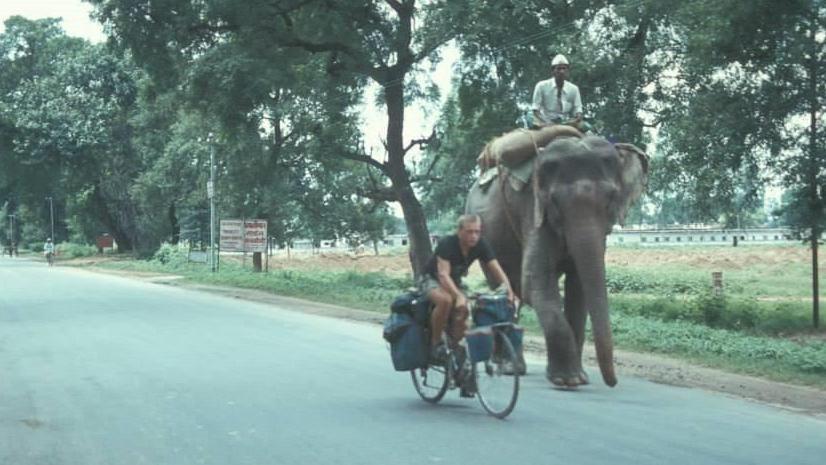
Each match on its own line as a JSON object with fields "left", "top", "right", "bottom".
{"left": 546, "top": 366, "right": 584, "bottom": 388}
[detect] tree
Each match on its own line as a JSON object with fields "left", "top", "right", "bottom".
{"left": 659, "top": 0, "right": 824, "bottom": 327}
{"left": 0, "top": 17, "right": 154, "bottom": 251}
{"left": 88, "top": 0, "right": 461, "bottom": 276}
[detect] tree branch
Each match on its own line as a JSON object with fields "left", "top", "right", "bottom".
{"left": 403, "top": 129, "right": 438, "bottom": 155}
{"left": 356, "top": 186, "right": 398, "bottom": 202}
{"left": 338, "top": 150, "right": 388, "bottom": 174}
{"left": 384, "top": 0, "right": 404, "bottom": 13}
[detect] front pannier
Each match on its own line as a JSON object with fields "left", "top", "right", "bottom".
{"left": 473, "top": 294, "right": 514, "bottom": 326}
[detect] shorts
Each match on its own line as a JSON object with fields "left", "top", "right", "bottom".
{"left": 417, "top": 275, "right": 468, "bottom": 297}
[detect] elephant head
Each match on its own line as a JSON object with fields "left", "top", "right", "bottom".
{"left": 530, "top": 136, "right": 648, "bottom": 386}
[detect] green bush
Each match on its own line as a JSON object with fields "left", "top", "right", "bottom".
{"left": 614, "top": 293, "right": 811, "bottom": 335}
{"left": 693, "top": 292, "right": 726, "bottom": 327}
{"left": 57, "top": 242, "right": 98, "bottom": 258}
{"left": 151, "top": 243, "right": 190, "bottom": 267}
{"left": 611, "top": 313, "right": 826, "bottom": 375}
{"left": 754, "top": 302, "right": 812, "bottom": 334}
{"left": 606, "top": 269, "right": 706, "bottom": 295}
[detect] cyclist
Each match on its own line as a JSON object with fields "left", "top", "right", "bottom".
{"left": 43, "top": 238, "right": 55, "bottom": 265}
{"left": 419, "top": 214, "right": 515, "bottom": 363}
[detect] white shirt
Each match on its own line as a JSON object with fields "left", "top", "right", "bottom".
{"left": 43, "top": 242, "right": 54, "bottom": 253}
{"left": 532, "top": 79, "right": 582, "bottom": 123}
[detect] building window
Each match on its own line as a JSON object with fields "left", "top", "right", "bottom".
{"left": 664, "top": 237, "right": 670, "bottom": 242}
{"left": 641, "top": 237, "right": 647, "bottom": 243}
{"left": 655, "top": 237, "right": 660, "bottom": 242}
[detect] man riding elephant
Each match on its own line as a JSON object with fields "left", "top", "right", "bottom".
{"left": 532, "top": 54, "right": 584, "bottom": 130}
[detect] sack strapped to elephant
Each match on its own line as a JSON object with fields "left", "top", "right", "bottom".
{"left": 466, "top": 126, "right": 649, "bottom": 388}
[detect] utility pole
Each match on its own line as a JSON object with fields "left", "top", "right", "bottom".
{"left": 46, "top": 196, "right": 55, "bottom": 241}
{"left": 8, "top": 214, "right": 15, "bottom": 256}
{"left": 208, "top": 133, "right": 216, "bottom": 272}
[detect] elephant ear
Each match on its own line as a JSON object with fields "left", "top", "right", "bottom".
{"left": 613, "top": 143, "right": 649, "bottom": 226}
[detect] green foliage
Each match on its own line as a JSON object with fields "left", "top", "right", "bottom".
{"left": 613, "top": 294, "right": 813, "bottom": 335}
{"left": 611, "top": 313, "right": 826, "bottom": 375}
{"left": 606, "top": 268, "right": 707, "bottom": 295}
{"left": 151, "top": 243, "right": 191, "bottom": 267}
{"left": 56, "top": 242, "right": 98, "bottom": 258}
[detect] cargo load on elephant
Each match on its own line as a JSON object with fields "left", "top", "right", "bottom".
{"left": 477, "top": 125, "right": 583, "bottom": 171}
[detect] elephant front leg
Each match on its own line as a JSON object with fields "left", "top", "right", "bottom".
{"left": 522, "top": 232, "right": 581, "bottom": 387}
{"left": 564, "top": 272, "right": 589, "bottom": 385}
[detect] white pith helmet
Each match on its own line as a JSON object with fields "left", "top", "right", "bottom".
{"left": 551, "top": 54, "right": 569, "bottom": 67}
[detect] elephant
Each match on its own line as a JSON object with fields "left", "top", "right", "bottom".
{"left": 466, "top": 134, "right": 648, "bottom": 388}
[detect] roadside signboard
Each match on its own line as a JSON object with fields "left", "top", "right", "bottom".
{"left": 220, "top": 219, "right": 267, "bottom": 253}
{"left": 243, "top": 219, "right": 267, "bottom": 252}
{"left": 219, "top": 219, "right": 244, "bottom": 252}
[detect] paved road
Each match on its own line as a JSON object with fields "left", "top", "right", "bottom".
{"left": 1, "top": 258, "right": 824, "bottom": 465}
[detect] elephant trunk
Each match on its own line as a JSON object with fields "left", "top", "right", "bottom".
{"left": 565, "top": 223, "right": 617, "bottom": 387}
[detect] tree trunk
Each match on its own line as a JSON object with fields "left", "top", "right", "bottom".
{"left": 808, "top": 6, "right": 820, "bottom": 329}
{"left": 169, "top": 203, "right": 180, "bottom": 245}
{"left": 384, "top": 76, "right": 432, "bottom": 277}
{"left": 811, "top": 233, "right": 819, "bottom": 329}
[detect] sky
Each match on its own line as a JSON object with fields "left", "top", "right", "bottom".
{"left": 0, "top": 0, "right": 105, "bottom": 42}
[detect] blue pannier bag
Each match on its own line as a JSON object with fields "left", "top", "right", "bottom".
{"left": 390, "top": 290, "right": 419, "bottom": 314}
{"left": 411, "top": 295, "right": 431, "bottom": 326}
{"left": 466, "top": 326, "right": 494, "bottom": 362}
{"left": 503, "top": 324, "right": 524, "bottom": 355}
{"left": 390, "top": 290, "right": 429, "bottom": 325}
{"left": 383, "top": 312, "right": 428, "bottom": 371}
{"left": 473, "top": 293, "right": 514, "bottom": 327}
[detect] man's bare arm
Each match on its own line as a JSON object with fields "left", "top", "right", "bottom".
{"left": 484, "top": 259, "right": 516, "bottom": 303}
{"left": 436, "top": 257, "right": 467, "bottom": 306}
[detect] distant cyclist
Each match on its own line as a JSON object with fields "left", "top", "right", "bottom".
{"left": 43, "top": 238, "right": 55, "bottom": 266}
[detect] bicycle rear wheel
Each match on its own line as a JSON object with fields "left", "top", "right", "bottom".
{"left": 474, "top": 326, "right": 520, "bottom": 418}
{"left": 411, "top": 362, "right": 449, "bottom": 403}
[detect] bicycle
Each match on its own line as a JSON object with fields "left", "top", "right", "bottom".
{"left": 45, "top": 251, "right": 55, "bottom": 266}
{"left": 410, "top": 298, "right": 521, "bottom": 419}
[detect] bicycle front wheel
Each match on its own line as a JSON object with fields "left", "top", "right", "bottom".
{"left": 474, "top": 327, "right": 520, "bottom": 419}
{"left": 411, "top": 362, "right": 449, "bottom": 403}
